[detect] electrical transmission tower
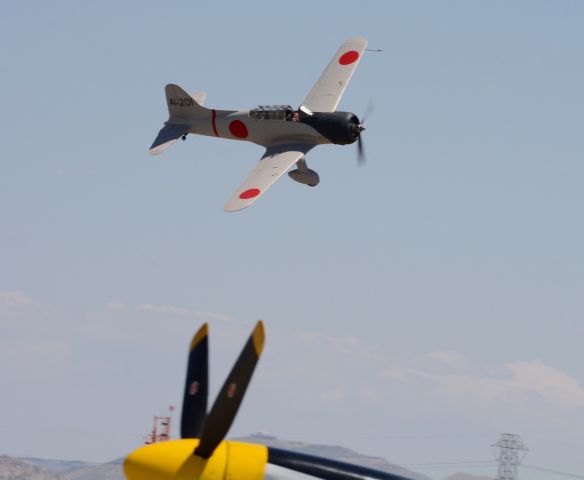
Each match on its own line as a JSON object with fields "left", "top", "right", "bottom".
{"left": 492, "top": 433, "right": 528, "bottom": 480}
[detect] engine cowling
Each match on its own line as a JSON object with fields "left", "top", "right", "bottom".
{"left": 299, "top": 111, "right": 361, "bottom": 145}
{"left": 288, "top": 168, "right": 320, "bottom": 187}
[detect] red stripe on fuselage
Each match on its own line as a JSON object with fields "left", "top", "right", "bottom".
{"left": 211, "top": 109, "right": 219, "bottom": 137}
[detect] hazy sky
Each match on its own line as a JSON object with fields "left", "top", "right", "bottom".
{"left": 1, "top": 2, "right": 584, "bottom": 480}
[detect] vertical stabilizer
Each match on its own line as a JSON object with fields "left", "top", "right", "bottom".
{"left": 165, "top": 84, "right": 210, "bottom": 120}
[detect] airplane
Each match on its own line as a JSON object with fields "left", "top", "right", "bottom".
{"left": 149, "top": 37, "right": 369, "bottom": 212}
{"left": 124, "top": 322, "right": 414, "bottom": 480}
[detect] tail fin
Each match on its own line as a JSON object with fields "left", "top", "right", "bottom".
{"left": 149, "top": 84, "right": 209, "bottom": 155}
{"left": 165, "top": 84, "right": 210, "bottom": 120}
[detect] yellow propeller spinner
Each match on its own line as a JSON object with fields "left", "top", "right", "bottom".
{"left": 124, "top": 321, "right": 267, "bottom": 480}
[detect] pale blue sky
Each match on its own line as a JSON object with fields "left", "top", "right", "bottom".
{"left": 1, "top": 2, "right": 584, "bottom": 479}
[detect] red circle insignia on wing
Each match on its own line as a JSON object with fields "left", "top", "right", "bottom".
{"left": 339, "top": 50, "right": 359, "bottom": 65}
{"left": 239, "top": 188, "right": 260, "bottom": 200}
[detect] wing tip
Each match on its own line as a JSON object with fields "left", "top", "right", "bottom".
{"left": 224, "top": 193, "right": 260, "bottom": 212}
{"left": 224, "top": 203, "right": 249, "bottom": 213}
{"left": 345, "top": 36, "right": 368, "bottom": 47}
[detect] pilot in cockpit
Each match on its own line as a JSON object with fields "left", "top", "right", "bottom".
{"left": 286, "top": 107, "right": 300, "bottom": 122}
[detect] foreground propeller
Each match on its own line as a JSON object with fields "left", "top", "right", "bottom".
{"left": 194, "top": 321, "right": 265, "bottom": 458}
{"left": 180, "top": 324, "right": 209, "bottom": 439}
{"left": 268, "top": 447, "right": 412, "bottom": 480}
{"left": 124, "top": 320, "right": 414, "bottom": 480}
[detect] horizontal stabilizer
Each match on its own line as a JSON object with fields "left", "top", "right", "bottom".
{"left": 149, "top": 123, "right": 189, "bottom": 155}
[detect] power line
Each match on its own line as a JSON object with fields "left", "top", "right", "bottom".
{"left": 400, "top": 460, "right": 495, "bottom": 467}
{"left": 522, "top": 464, "right": 584, "bottom": 479}
{"left": 400, "top": 464, "right": 497, "bottom": 471}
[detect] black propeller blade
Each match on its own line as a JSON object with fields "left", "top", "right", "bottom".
{"left": 180, "top": 323, "right": 209, "bottom": 439}
{"left": 356, "top": 100, "right": 374, "bottom": 166}
{"left": 268, "top": 447, "right": 413, "bottom": 480}
{"left": 194, "top": 321, "right": 265, "bottom": 458}
{"left": 357, "top": 134, "right": 365, "bottom": 166}
{"left": 361, "top": 99, "right": 375, "bottom": 125}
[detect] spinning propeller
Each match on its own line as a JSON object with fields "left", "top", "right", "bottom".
{"left": 355, "top": 101, "right": 374, "bottom": 166}
{"left": 124, "top": 322, "right": 412, "bottom": 480}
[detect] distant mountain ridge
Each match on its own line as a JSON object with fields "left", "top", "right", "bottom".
{"left": 0, "top": 435, "right": 494, "bottom": 480}
{"left": 0, "top": 456, "right": 122, "bottom": 480}
{"left": 13, "top": 458, "right": 98, "bottom": 474}
{"left": 0, "top": 456, "right": 59, "bottom": 480}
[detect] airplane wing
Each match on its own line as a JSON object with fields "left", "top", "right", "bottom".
{"left": 224, "top": 144, "right": 314, "bottom": 212}
{"left": 300, "top": 37, "right": 368, "bottom": 113}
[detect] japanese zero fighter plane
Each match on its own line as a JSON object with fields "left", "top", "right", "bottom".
{"left": 124, "top": 322, "right": 413, "bottom": 480}
{"left": 149, "top": 37, "right": 369, "bottom": 212}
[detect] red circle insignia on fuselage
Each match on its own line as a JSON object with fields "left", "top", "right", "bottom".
{"left": 229, "top": 120, "right": 249, "bottom": 138}
{"left": 239, "top": 188, "right": 260, "bottom": 200}
{"left": 339, "top": 50, "right": 359, "bottom": 65}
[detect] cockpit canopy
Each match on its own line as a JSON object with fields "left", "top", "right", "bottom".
{"left": 249, "top": 105, "right": 294, "bottom": 121}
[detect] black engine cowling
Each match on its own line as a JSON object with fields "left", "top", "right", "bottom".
{"left": 299, "top": 111, "right": 361, "bottom": 145}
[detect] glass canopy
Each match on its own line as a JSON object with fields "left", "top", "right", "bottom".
{"left": 249, "top": 105, "right": 294, "bottom": 121}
